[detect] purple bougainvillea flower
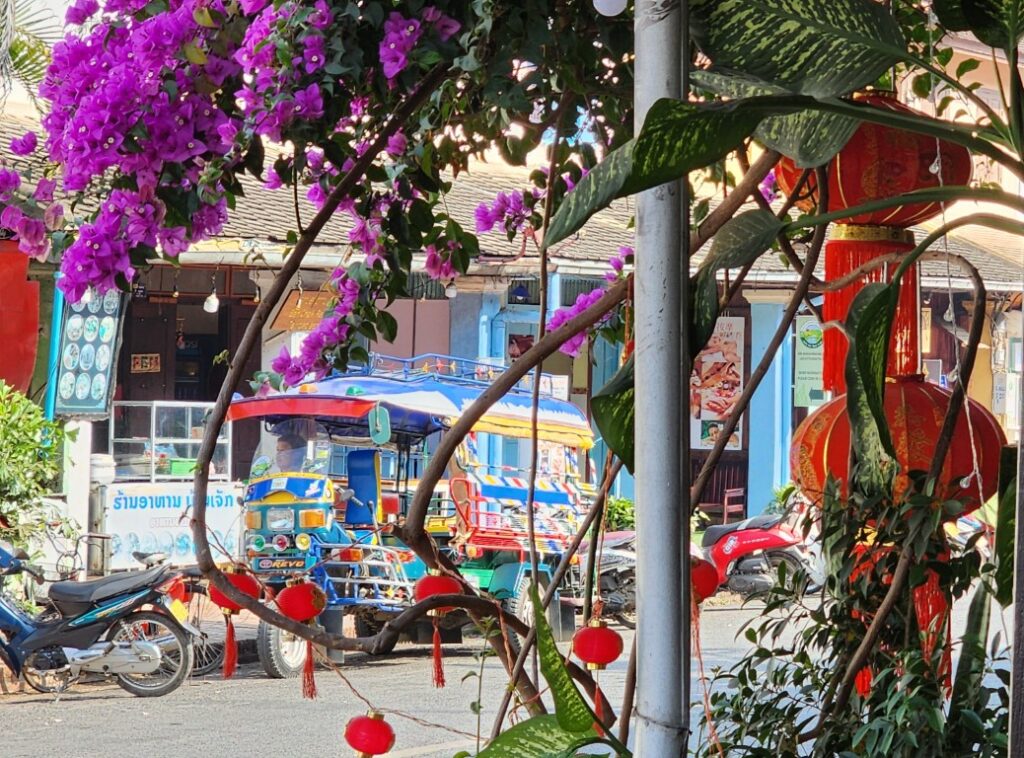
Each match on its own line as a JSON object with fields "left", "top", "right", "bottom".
{"left": 271, "top": 346, "right": 292, "bottom": 374}
{"left": 65, "top": 0, "right": 98, "bottom": 26}
{"left": 0, "top": 205, "right": 24, "bottom": 229}
{"left": 386, "top": 131, "right": 407, "bottom": 158}
{"left": 293, "top": 83, "right": 324, "bottom": 119}
{"left": 0, "top": 169, "right": 21, "bottom": 201}
{"left": 9, "top": 131, "right": 37, "bottom": 156}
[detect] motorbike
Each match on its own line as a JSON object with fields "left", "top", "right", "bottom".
{"left": 0, "top": 538, "right": 197, "bottom": 696}
{"left": 701, "top": 502, "right": 821, "bottom": 597}
{"left": 580, "top": 531, "right": 637, "bottom": 629}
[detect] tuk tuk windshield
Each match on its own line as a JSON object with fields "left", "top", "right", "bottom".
{"left": 250, "top": 419, "right": 332, "bottom": 479}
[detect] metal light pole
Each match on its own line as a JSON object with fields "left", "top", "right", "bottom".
{"left": 1011, "top": 372, "right": 1024, "bottom": 753}
{"left": 633, "top": 0, "right": 687, "bottom": 753}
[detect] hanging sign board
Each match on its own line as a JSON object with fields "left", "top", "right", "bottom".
{"left": 102, "top": 481, "right": 242, "bottom": 570}
{"left": 690, "top": 316, "right": 744, "bottom": 450}
{"left": 794, "top": 315, "right": 825, "bottom": 408}
{"left": 270, "top": 289, "right": 334, "bottom": 332}
{"left": 54, "top": 290, "right": 126, "bottom": 419}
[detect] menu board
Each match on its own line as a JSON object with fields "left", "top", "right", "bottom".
{"left": 54, "top": 289, "right": 125, "bottom": 418}
{"left": 689, "top": 316, "right": 745, "bottom": 450}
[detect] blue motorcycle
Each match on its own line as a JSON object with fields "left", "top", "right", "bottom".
{"left": 0, "top": 538, "right": 196, "bottom": 697}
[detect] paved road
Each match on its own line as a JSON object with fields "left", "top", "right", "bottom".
{"left": 0, "top": 607, "right": 759, "bottom": 758}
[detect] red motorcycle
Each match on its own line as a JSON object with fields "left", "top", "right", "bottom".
{"left": 701, "top": 499, "right": 820, "bottom": 597}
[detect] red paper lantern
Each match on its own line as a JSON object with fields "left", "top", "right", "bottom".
{"left": 573, "top": 619, "right": 624, "bottom": 671}
{"left": 208, "top": 570, "right": 262, "bottom": 612}
{"left": 691, "top": 556, "right": 720, "bottom": 604}
{"left": 775, "top": 91, "right": 973, "bottom": 227}
{"left": 791, "top": 375, "right": 1005, "bottom": 515}
{"left": 345, "top": 711, "right": 395, "bottom": 757}
{"left": 276, "top": 581, "right": 327, "bottom": 622}
{"left": 776, "top": 91, "right": 973, "bottom": 394}
{"left": 413, "top": 573, "right": 463, "bottom": 614}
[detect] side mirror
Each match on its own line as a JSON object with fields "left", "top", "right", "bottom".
{"left": 338, "top": 488, "right": 355, "bottom": 501}
{"left": 13, "top": 547, "right": 31, "bottom": 561}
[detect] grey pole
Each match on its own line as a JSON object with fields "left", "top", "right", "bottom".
{"left": 634, "top": 0, "right": 686, "bottom": 753}
{"left": 1011, "top": 373, "right": 1024, "bottom": 753}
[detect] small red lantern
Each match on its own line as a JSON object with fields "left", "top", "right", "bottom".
{"left": 691, "top": 556, "right": 720, "bottom": 604}
{"left": 208, "top": 570, "right": 262, "bottom": 679}
{"left": 345, "top": 710, "right": 395, "bottom": 757}
{"left": 776, "top": 91, "right": 974, "bottom": 394}
{"left": 208, "top": 570, "right": 262, "bottom": 612}
{"left": 276, "top": 581, "right": 327, "bottom": 622}
{"left": 573, "top": 618, "right": 624, "bottom": 671}
{"left": 413, "top": 571, "right": 464, "bottom": 688}
{"left": 792, "top": 375, "right": 1005, "bottom": 515}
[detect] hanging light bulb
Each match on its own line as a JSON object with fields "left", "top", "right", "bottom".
{"left": 296, "top": 272, "right": 304, "bottom": 308}
{"left": 593, "top": 0, "right": 627, "bottom": 16}
{"left": 172, "top": 272, "right": 180, "bottom": 299}
{"left": 253, "top": 285, "right": 261, "bottom": 304}
{"left": 204, "top": 273, "right": 220, "bottom": 313}
{"left": 444, "top": 280, "right": 457, "bottom": 299}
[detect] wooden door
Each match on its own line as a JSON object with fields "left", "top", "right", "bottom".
{"left": 121, "top": 301, "right": 176, "bottom": 401}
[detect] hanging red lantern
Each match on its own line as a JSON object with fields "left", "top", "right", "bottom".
{"left": 276, "top": 580, "right": 327, "bottom": 700}
{"left": 344, "top": 710, "right": 395, "bottom": 757}
{"left": 208, "top": 569, "right": 262, "bottom": 679}
{"left": 775, "top": 91, "right": 973, "bottom": 394}
{"left": 912, "top": 552, "right": 953, "bottom": 696}
{"left": 791, "top": 375, "right": 1005, "bottom": 515}
{"left": 573, "top": 618, "right": 624, "bottom": 671}
{"left": 691, "top": 555, "right": 720, "bottom": 604}
{"left": 413, "top": 571, "right": 464, "bottom": 688}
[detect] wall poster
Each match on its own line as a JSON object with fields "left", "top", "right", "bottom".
{"left": 690, "top": 316, "right": 744, "bottom": 450}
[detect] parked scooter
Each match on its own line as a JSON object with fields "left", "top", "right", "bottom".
{"left": 580, "top": 531, "right": 637, "bottom": 629}
{"left": 0, "top": 538, "right": 197, "bottom": 696}
{"left": 701, "top": 498, "right": 821, "bottom": 597}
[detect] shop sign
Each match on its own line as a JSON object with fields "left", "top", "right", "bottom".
{"left": 794, "top": 315, "right": 825, "bottom": 408}
{"left": 130, "top": 353, "right": 161, "bottom": 374}
{"left": 103, "top": 481, "right": 241, "bottom": 571}
{"left": 992, "top": 373, "right": 1007, "bottom": 415}
{"left": 270, "top": 289, "right": 335, "bottom": 332}
{"left": 690, "top": 316, "right": 744, "bottom": 450}
{"left": 54, "top": 290, "right": 126, "bottom": 419}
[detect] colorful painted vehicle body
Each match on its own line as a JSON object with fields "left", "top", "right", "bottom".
{"left": 227, "top": 354, "right": 594, "bottom": 640}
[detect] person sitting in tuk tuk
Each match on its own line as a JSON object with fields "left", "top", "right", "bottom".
{"left": 275, "top": 433, "right": 308, "bottom": 472}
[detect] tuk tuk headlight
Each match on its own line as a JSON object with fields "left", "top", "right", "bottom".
{"left": 294, "top": 533, "right": 312, "bottom": 551}
{"left": 298, "top": 509, "right": 327, "bottom": 529}
{"left": 266, "top": 507, "right": 294, "bottom": 531}
{"left": 249, "top": 534, "right": 266, "bottom": 552}
{"left": 272, "top": 534, "right": 291, "bottom": 551}
{"left": 244, "top": 510, "right": 261, "bottom": 530}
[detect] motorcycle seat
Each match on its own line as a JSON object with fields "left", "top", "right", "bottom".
{"left": 702, "top": 514, "right": 782, "bottom": 548}
{"left": 48, "top": 565, "right": 169, "bottom": 605}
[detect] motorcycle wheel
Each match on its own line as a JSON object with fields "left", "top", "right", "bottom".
{"left": 767, "top": 551, "right": 808, "bottom": 598}
{"left": 107, "top": 611, "right": 194, "bottom": 697}
{"left": 22, "top": 666, "right": 77, "bottom": 694}
{"left": 183, "top": 584, "right": 226, "bottom": 676}
{"left": 355, "top": 616, "right": 397, "bottom": 654}
{"left": 256, "top": 619, "right": 307, "bottom": 678}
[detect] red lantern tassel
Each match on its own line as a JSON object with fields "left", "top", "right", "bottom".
{"left": 913, "top": 568, "right": 952, "bottom": 696}
{"left": 822, "top": 228, "right": 918, "bottom": 394}
{"left": 432, "top": 618, "right": 446, "bottom": 688}
{"left": 222, "top": 613, "right": 237, "bottom": 679}
{"left": 302, "top": 639, "right": 317, "bottom": 699}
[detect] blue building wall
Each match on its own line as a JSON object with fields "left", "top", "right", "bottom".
{"left": 745, "top": 300, "right": 793, "bottom": 515}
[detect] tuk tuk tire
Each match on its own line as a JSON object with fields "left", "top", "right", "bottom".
{"left": 256, "top": 620, "right": 308, "bottom": 678}
{"left": 413, "top": 621, "right": 463, "bottom": 645}
{"left": 506, "top": 580, "right": 575, "bottom": 643}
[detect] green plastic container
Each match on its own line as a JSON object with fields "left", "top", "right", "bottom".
{"left": 170, "top": 458, "right": 197, "bottom": 475}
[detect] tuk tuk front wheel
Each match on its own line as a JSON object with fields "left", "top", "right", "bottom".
{"left": 256, "top": 619, "right": 307, "bottom": 679}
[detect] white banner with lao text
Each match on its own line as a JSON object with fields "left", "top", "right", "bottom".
{"left": 103, "top": 482, "right": 242, "bottom": 571}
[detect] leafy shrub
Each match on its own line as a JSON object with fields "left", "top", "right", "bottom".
{"left": 605, "top": 496, "right": 635, "bottom": 532}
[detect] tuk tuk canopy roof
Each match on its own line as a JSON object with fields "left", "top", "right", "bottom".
{"left": 227, "top": 373, "right": 594, "bottom": 449}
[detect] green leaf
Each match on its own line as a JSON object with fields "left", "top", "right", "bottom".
{"left": 849, "top": 282, "right": 899, "bottom": 461}
{"left": 956, "top": 58, "right": 982, "bottom": 78}
{"left": 591, "top": 355, "right": 635, "bottom": 475}
{"left": 693, "top": 70, "right": 861, "bottom": 168}
{"left": 529, "top": 585, "right": 596, "bottom": 733}
{"left": 692, "top": 210, "right": 785, "bottom": 353}
{"left": 477, "top": 715, "right": 607, "bottom": 758}
{"left": 690, "top": 0, "right": 904, "bottom": 97}
{"left": 843, "top": 283, "right": 895, "bottom": 492}
{"left": 934, "top": 0, "right": 1024, "bottom": 51}
{"left": 994, "top": 476, "right": 1017, "bottom": 607}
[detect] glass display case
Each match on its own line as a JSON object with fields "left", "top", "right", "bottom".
{"left": 108, "top": 401, "right": 232, "bottom": 481}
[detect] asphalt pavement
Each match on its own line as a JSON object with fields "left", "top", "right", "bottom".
{"left": 0, "top": 606, "right": 759, "bottom": 758}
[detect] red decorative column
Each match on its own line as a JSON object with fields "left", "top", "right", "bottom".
{"left": 0, "top": 238, "right": 40, "bottom": 393}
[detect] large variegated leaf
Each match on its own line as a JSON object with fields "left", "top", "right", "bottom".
{"left": 844, "top": 283, "right": 895, "bottom": 493}
{"left": 690, "top": 0, "right": 905, "bottom": 97}
{"left": 591, "top": 356, "right": 635, "bottom": 474}
{"left": 934, "top": 0, "right": 1024, "bottom": 50}
{"left": 530, "top": 585, "right": 598, "bottom": 733}
{"left": 994, "top": 475, "right": 1016, "bottom": 607}
{"left": 544, "top": 99, "right": 765, "bottom": 250}
{"left": 849, "top": 282, "right": 899, "bottom": 462}
{"left": 475, "top": 715, "right": 605, "bottom": 757}
{"left": 693, "top": 70, "right": 861, "bottom": 168}
{"left": 693, "top": 210, "right": 786, "bottom": 351}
